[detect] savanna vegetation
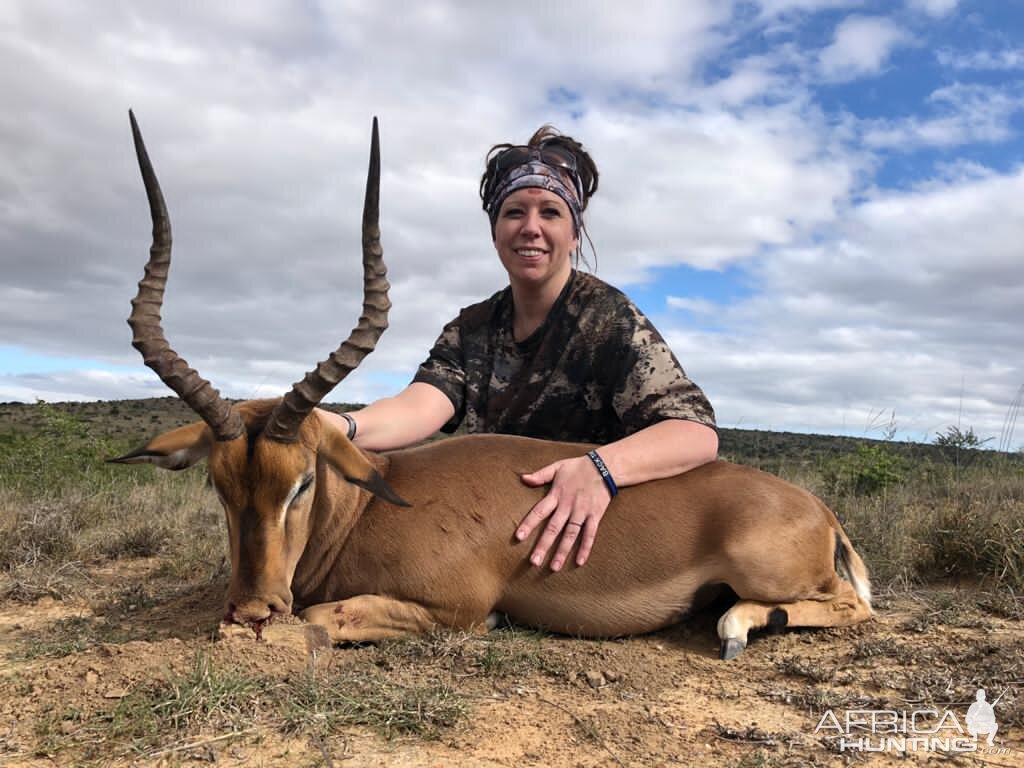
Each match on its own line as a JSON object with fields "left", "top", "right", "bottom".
{"left": 0, "top": 399, "right": 1021, "bottom": 766}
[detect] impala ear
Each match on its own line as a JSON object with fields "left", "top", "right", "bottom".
{"left": 107, "top": 422, "right": 214, "bottom": 471}
{"left": 316, "top": 412, "right": 410, "bottom": 507}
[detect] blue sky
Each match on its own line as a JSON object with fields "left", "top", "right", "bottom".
{"left": 0, "top": 0, "right": 1021, "bottom": 446}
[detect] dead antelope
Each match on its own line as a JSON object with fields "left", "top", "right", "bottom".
{"left": 111, "top": 113, "right": 872, "bottom": 659}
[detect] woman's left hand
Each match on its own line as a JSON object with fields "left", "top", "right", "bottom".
{"left": 517, "top": 455, "right": 612, "bottom": 571}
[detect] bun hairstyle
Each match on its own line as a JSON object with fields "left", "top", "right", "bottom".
{"left": 479, "top": 125, "right": 600, "bottom": 211}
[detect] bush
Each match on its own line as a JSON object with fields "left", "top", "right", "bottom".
{"left": 0, "top": 401, "right": 142, "bottom": 497}
{"left": 0, "top": 402, "right": 223, "bottom": 601}
{"left": 101, "top": 521, "right": 171, "bottom": 559}
{"left": 923, "top": 499, "right": 1024, "bottom": 589}
{"left": 823, "top": 444, "right": 906, "bottom": 496}
{"left": 933, "top": 425, "right": 993, "bottom": 470}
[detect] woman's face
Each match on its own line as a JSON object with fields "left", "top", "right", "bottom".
{"left": 493, "top": 188, "right": 578, "bottom": 289}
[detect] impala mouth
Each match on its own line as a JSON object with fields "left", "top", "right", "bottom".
{"left": 222, "top": 611, "right": 275, "bottom": 641}
{"left": 249, "top": 617, "right": 270, "bottom": 641}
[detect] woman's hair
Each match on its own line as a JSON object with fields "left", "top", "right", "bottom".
{"left": 478, "top": 125, "right": 599, "bottom": 211}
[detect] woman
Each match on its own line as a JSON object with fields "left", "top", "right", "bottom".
{"left": 322, "top": 127, "right": 718, "bottom": 572}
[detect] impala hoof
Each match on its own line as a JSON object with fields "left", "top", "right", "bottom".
{"left": 719, "top": 638, "right": 746, "bottom": 660}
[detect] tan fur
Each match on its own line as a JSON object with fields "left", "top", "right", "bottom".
{"left": 118, "top": 400, "right": 872, "bottom": 654}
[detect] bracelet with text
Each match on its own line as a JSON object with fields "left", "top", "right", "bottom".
{"left": 586, "top": 450, "right": 619, "bottom": 498}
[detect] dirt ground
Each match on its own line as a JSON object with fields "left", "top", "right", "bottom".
{"left": 0, "top": 561, "right": 1021, "bottom": 767}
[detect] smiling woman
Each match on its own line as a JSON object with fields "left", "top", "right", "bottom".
{"left": 323, "top": 125, "right": 718, "bottom": 573}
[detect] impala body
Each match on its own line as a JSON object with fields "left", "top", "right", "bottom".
{"left": 112, "top": 114, "right": 872, "bottom": 658}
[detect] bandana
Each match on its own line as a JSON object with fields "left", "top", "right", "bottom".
{"left": 485, "top": 161, "right": 583, "bottom": 237}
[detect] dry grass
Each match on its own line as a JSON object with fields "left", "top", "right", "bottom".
{"left": 760, "top": 447, "right": 1024, "bottom": 594}
{"left": 34, "top": 652, "right": 468, "bottom": 762}
{"left": 372, "top": 626, "right": 563, "bottom": 679}
{"left": 0, "top": 476, "right": 225, "bottom": 603}
{"left": 277, "top": 664, "right": 467, "bottom": 740}
{"left": 834, "top": 465, "right": 1024, "bottom": 592}
{"left": 0, "top": 402, "right": 226, "bottom": 602}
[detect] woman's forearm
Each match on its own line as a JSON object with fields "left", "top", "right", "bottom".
{"left": 595, "top": 419, "right": 718, "bottom": 487}
{"left": 317, "top": 382, "right": 455, "bottom": 452}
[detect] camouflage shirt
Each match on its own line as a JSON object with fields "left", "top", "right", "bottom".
{"left": 412, "top": 270, "right": 716, "bottom": 444}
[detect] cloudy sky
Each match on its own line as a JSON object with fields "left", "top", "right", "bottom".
{"left": 1, "top": 0, "right": 1021, "bottom": 446}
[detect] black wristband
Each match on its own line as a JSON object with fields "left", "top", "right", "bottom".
{"left": 586, "top": 450, "right": 618, "bottom": 498}
{"left": 341, "top": 413, "right": 357, "bottom": 441}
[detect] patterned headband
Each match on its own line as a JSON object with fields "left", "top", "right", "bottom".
{"left": 485, "top": 161, "right": 583, "bottom": 237}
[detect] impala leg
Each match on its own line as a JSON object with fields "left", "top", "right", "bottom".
{"left": 716, "top": 580, "right": 872, "bottom": 660}
{"left": 300, "top": 594, "right": 493, "bottom": 643}
{"left": 300, "top": 595, "right": 436, "bottom": 642}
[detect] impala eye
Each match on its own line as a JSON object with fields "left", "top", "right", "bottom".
{"left": 296, "top": 475, "right": 314, "bottom": 498}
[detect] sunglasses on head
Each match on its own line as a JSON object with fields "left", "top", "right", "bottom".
{"left": 485, "top": 144, "right": 583, "bottom": 205}
{"left": 491, "top": 144, "right": 578, "bottom": 176}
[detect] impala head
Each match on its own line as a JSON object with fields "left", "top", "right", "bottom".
{"left": 110, "top": 112, "right": 406, "bottom": 629}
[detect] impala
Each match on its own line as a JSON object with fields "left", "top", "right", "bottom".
{"left": 111, "top": 113, "right": 872, "bottom": 659}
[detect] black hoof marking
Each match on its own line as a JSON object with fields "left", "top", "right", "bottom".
{"left": 768, "top": 607, "right": 789, "bottom": 633}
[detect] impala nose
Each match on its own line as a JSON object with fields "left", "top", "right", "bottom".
{"left": 228, "top": 594, "right": 291, "bottom": 625}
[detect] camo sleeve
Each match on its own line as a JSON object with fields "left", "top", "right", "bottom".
{"left": 412, "top": 318, "right": 466, "bottom": 433}
{"left": 610, "top": 304, "right": 716, "bottom": 434}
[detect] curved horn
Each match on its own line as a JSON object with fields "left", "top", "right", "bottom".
{"left": 127, "top": 110, "right": 244, "bottom": 441}
{"left": 264, "top": 118, "right": 389, "bottom": 443}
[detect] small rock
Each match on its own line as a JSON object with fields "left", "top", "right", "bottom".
{"left": 654, "top": 643, "right": 665, "bottom": 651}
{"left": 59, "top": 721, "right": 76, "bottom": 735}
{"left": 585, "top": 670, "right": 606, "bottom": 689}
{"left": 604, "top": 669, "right": 619, "bottom": 683}
{"left": 304, "top": 624, "right": 330, "bottom": 654}
{"left": 85, "top": 670, "right": 99, "bottom": 685}
{"left": 103, "top": 687, "right": 128, "bottom": 699}
{"left": 217, "top": 622, "right": 255, "bottom": 641}
{"left": 219, "top": 620, "right": 330, "bottom": 658}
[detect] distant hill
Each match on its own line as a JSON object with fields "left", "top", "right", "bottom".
{"left": 3, "top": 398, "right": 1015, "bottom": 471}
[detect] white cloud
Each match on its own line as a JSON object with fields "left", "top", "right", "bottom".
{"left": 666, "top": 296, "right": 718, "bottom": 315}
{"left": 937, "top": 48, "right": 1024, "bottom": 70}
{"left": 573, "top": 103, "right": 859, "bottom": 285}
{"left": 0, "top": 1, "right": 739, "bottom": 395}
{"left": 757, "top": 0, "right": 862, "bottom": 17}
{"left": 0, "top": 370, "right": 167, "bottom": 403}
{"left": 0, "top": 1, "right": 860, "bottom": 382}
{"left": 818, "top": 15, "right": 911, "bottom": 81}
{"left": 862, "top": 82, "right": 1024, "bottom": 149}
{"left": 662, "top": 167, "right": 1024, "bottom": 440}
{"left": 907, "top": 0, "right": 958, "bottom": 17}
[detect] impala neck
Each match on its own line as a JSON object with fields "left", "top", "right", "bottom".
{"left": 288, "top": 451, "right": 390, "bottom": 606}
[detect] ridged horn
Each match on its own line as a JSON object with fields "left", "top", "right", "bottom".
{"left": 264, "top": 118, "right": 389, "bottom": 443}
{"left": 127, "top": 110, "right": 244, "bottom": 442}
